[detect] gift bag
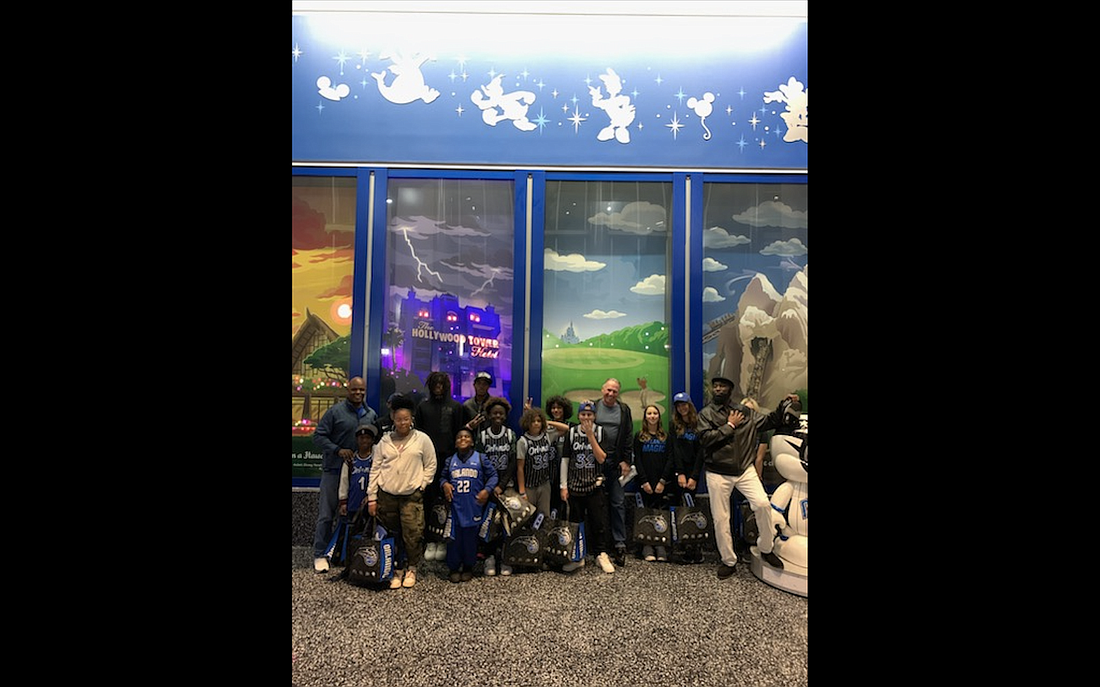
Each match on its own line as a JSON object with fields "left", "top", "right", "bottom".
{"left": 324, "top": 517, "right": 352, "bottom": 566}
{"left": 478, "top": 501, "right": 505, "bottom": 543}
{"left": 671, "top": 493, "right": 712, "bottom": 545}
{"left": 573, "top": 519, "right": 587, "bottom": 561}
{"left": 631, "top": 493, "right": 672, "bottom": 546}
{"left": 345, "top": 517, "right": 396, "bottom": 586}
{"left": 502, "top": 512, "right": 548, "bottom": 568}
{"left": 543, "top": 505, "right": 581, "bottom": 566}
{"left": 497, "top": 489, "right": 537, "bottom": 533}
{"left": 425, "top": 494, "right": 450, "bottom": 543}
{"left": 324, "top": 510, "right": 369, "bottom": 567}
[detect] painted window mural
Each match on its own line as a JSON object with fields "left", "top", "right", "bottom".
{"left": 541, "top": 180, "right": 672, "bottom": 431}
{"left": 381, "top": 178, "right": 516, "bottom": 405}
{"left": 291, "top": 176, "right": 357, "bottom": 436}
{"left": 701, "top": 181, "right": 808, "bottom": 411}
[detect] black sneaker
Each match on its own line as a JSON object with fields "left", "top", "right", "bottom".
{"left": 449, "top": 571, "right": 462, "bottom": 584}
{"left": 717, "top": 563, "right": 737, "bottom": 579}
{"left": 613, "top": 545, "right": 627, "bottom": 567}
{"left": 761, "top": 551, "right": 784, "bottom": 569}
{"left": 460, "top": 570, "right": 473, "bottom": 582}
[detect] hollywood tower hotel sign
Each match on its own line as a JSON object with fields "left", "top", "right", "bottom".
{"left": 393, "top": 288, "right": 503, "bottom": 381}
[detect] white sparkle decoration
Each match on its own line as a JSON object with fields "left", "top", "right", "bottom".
{"left": 666, "top": 113, "right": 684, "bottom": 139}
{"left": 568, "top": 108, "right": 587, "bottom": 133}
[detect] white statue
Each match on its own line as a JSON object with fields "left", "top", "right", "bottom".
{"left": 767, "top": 429, "right": 807, "bottom": 574}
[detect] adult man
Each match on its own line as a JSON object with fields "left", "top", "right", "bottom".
{"left": 415, "top": 371, "right": 474, "bottom": 561}
{"left": 311, "top": 376, "right": 379, "bottom": 573}
{"left": 698, "top": 376, "right": 799, "bottom": 579}
{"left": 462, "top": 371, "right": 494, "bottom": 432}
{"left": 593, "top": 377, "right": 634, "bottom": 566}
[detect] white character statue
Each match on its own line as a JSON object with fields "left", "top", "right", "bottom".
{"left": 767, "top": 429, "right": 807, "bottom": 574}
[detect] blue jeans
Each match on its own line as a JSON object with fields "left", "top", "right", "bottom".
{"left": 603, "top": 460, "right": 626, "bottom": 548}
{"left": 311, "top": 469, "right": 341, "bottom": 558}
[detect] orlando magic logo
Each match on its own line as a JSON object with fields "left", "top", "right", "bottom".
{"left": 640, "top": 514, "right": 668, "bottom": 533}
{"left": 357, "top": 544, "right": 379, "bottom": 567}
{"left": 680, "top": 512, "right": 709, "bottom": 531}
{"left": 550, "top": 526, "right": 573, "bottom": 547}
{"left": 514, "top": 535, "right": 540, "bottom": 553}
{"left": 432, "top": 503, "right": 448, "bottom": 525}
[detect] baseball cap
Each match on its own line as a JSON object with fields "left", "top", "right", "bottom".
{"left": 355, "top": 423, "right": 378, "bottom": 438}
{"left": 672, "top": 392, "right": 691, "bottom": 404}
{"left": 711, "top": 376, "right": 735, "bottom": 388}
{"left": 475, "top": 371, "right": 493, "bottom": 384}
{"left": 577, "top": 401, "right": 596, "bottom": 414}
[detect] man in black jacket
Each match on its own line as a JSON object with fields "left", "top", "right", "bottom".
{"left": 698, "top": 375, "right": 799, "bottom": 579}
{"left": 593, "top": 377, "right": 634, "bottom": 566}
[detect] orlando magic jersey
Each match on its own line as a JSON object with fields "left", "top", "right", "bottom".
{"left": 347, "top": 452, "right": 373, "bottom": 513}
{"left": 564, "top": 424, "right": 603, "bottom": 495}
{"left": 478, "top": 425, "right": 516, "bottom": 489}
{"left": 443, "top": 450, "right": 497, "bottom": 528}
{"left": 518, "top": 432, "right": 554, "bottom": 489}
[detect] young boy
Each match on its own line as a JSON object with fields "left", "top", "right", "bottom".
{"left": 440, "top": 428, "right": 498, "bottom": 582}
{"left": 340, "top": 423, "right": 378, "bottom": 519}
{"left": 559, "top": 401, "right": 615, "bottom": 573}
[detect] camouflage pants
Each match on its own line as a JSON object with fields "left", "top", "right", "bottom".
{"left": 376, "top": 489, "right": 424, "bottom": 568}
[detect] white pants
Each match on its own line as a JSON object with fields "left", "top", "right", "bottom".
{"left": 706, "top": 468, "right": 774, "bottom": 567}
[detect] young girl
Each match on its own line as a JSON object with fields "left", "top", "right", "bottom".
{"left": 670, "top": 392, "right": 705, "bottom": 564}
{"left": 516, "top": 406, "right": 554, "bottom": 518}
{"left": 633, "top": 404, "right": 674, "bottom": 562}
{"left": 476, "top": 396, "right": 517, "bottom": 576}
{"left": 543, "top": 395, "right": 574, "bottom": 514}
{"left": 560, "top": 401, "right": 615, "bottom": 573}
{"left": 440, "top": 427, "right": 497, "bottom": 582}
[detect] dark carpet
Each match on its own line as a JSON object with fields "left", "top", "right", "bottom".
{"left": 292, "top": 544, "right": 807, "bottom": 686}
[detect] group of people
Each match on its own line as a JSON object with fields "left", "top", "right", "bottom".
{"left": 310, "top": 372, "right": 801, "bottom": 588}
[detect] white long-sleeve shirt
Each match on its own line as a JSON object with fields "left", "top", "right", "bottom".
{"left": 366, "top": 429, "right": 437, "bottom": 501}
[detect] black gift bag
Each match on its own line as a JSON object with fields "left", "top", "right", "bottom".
{"left": 542, "top": 505, "right": 580, "bottom": 566}
{"left": 631, "top": 493, "right": 672, "bottom": 546}
{"left": 672, "top": 493, "right": 712, "bottom": 545}
{"left": 502, "top": 512, "right": 548, "bottom": 568}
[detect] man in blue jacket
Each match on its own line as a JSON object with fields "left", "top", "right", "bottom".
{"left": 311, "top": 376, "right": 379, "bottom": 572}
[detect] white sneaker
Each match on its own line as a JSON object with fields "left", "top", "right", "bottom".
{"left": 597, "top": 552, "right": 615, "bottom": 573}
{"left": 314, "top": 557, "right": 329, "bottom": 573}
{"left": 484, "top": 556, "right": 496, "bottom": 576}
{"left": 500, "top": 563, "right": 513, "bottom": 576}
{"left": 390, "top": 570, "right": 405, "bottom": 589}
{"left": 562, "top": 559, "right": 585, "bottom": 572}
{"left": 426, "top": 542, "right": 439, "bottom": 560}
{"left": 643, "top": 545, "right": 656, "bottom": 562}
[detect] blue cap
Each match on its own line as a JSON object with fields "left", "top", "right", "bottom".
{"left": 577, "top": 401, "right": 596, "bottom": 414}
{"left": 672, "top": 392, "right": 691, "bottom": 404}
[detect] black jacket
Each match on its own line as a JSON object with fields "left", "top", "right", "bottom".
{"left": 698, "top": 398, "right": 797, "bottom": 476}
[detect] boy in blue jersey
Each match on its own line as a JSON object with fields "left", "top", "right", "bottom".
{"left": 440, "top": 428, "right": 498, "bottom": 582}
{"left": 339, "top": 423, "right": 377, "bottom": 519}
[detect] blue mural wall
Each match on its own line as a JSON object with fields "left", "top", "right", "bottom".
{"left": 291, "top": 13, "right": 807, "bottom": 170}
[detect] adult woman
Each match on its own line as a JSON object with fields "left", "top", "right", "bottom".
{"left": 670, "top": 392, "right": 705, "bottom": 563}
{"left": 366, "top": 397, "right": 438, "bottom": 588}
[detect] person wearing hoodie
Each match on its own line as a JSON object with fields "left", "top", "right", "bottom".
{"left": 415, "top": 371, "right": 474, "bottom": 562}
